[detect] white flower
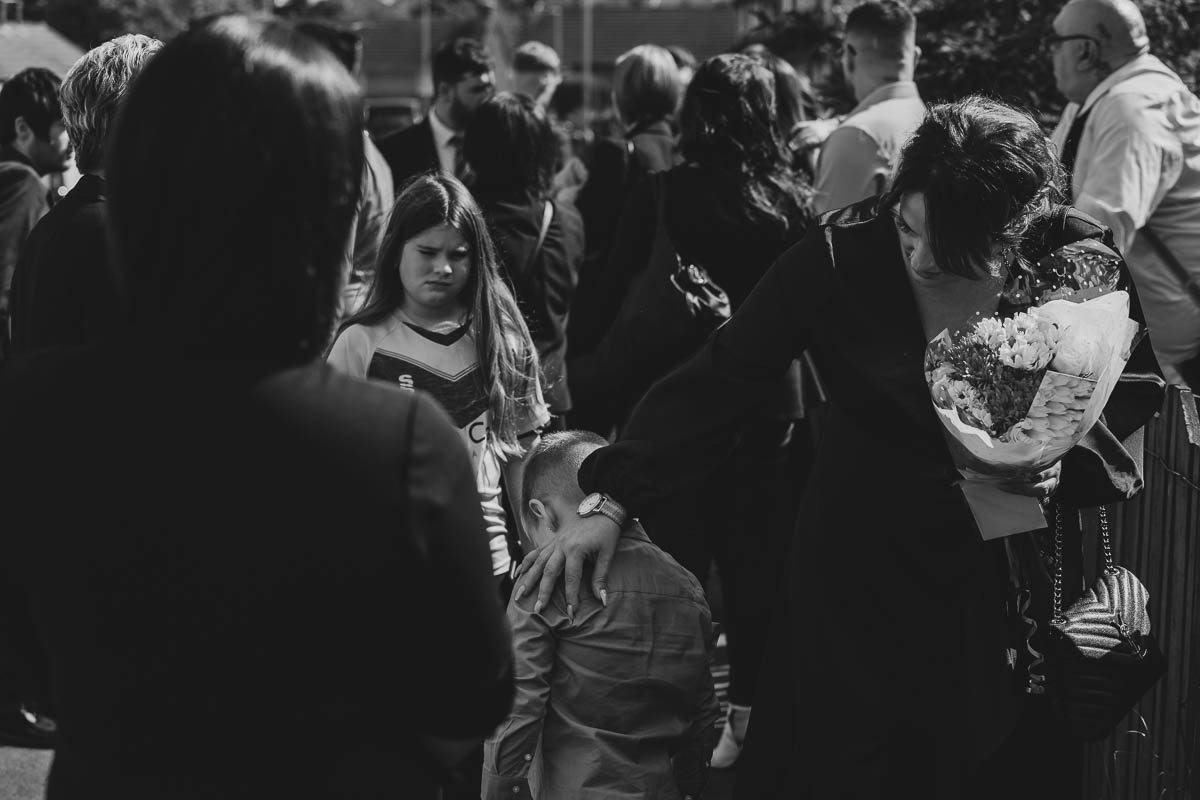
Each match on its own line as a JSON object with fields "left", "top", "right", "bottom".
{"left": 1049, "top": 330, "right": 1103, "bottom": 377}
{"left": 971, "top": 317, "right": 1006, "bottom": 349}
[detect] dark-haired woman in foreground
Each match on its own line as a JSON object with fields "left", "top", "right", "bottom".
{"left": 518, "top": 96, "right": 1165, "bottom": 798}
{"left": 0, "top": 16, "right": 513, "bottom": 798}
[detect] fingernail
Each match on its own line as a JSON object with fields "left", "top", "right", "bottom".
{"left": 567, "top": 604, "right": 574, "bottom": 622}
{"left": 515, "top": 584, "right": 525, "bottom": 599}
{"left": 600, "top": 589, "right": 608, "bottom": 607}
{"left": 534, "top": 600, "right": 543, "bottom": 613}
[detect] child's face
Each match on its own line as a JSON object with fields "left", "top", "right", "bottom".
{"left": 398, "top": 224, "right": 471, "bottom": 318}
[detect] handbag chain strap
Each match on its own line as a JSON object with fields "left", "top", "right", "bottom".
{"left": 1052, "top": 504, "right": 1116, "bottom": 623}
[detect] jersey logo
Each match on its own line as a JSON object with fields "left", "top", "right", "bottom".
{"left": 367, "top": 351, "right": 488, "bottom": 428}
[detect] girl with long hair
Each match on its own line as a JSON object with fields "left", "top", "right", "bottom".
{"left": 328, "top": 173, "right": 548, "bottom": 589}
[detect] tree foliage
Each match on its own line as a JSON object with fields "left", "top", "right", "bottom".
{"left": 738, "top": 0, "right": 1198, "bottom": 126}
{"left": 22, "top": 0, "right": 261, "bottom": 48}
{"left": 911, "top": 0, "right": 1199, "bottom": 122}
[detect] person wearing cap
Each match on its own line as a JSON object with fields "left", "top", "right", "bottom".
{"left": 1048, "top": 0, "right": 1200, "bottom": 390}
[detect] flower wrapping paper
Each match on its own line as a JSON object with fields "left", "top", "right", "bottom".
{"left": 926, "top": 290, "right": 1141, "bottom": 538}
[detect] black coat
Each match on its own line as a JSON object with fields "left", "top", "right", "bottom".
{"left": 477, "top": 190, "right": 585, "bottom": 416}
{"left": 377, "top": 118, "right": 439, "bottom": 195}
{"left": 0, "top": 348, "right": 514, "bottom": 799}
{"left": 573, "top": 120, "right": 676, "bottom": 304}
{"left": 567, "top": 165, "right": 810, "bottom": 433}
{"left": 9, "top": 174, "right": 119, "bottom": 355}
{"left": 580, "top": 202, "right": 1165, "bottom": 798}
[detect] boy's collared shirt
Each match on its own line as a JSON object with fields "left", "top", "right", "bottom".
{"left": 483, "top": 524, "right": 719, "bottom": 800}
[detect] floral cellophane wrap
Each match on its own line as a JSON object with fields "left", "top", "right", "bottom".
{"left": 924, "top": 240, "right": 1143, "bottom": 536}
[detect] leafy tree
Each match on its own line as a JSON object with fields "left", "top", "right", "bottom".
{"left": 911, "top": 0, "right": 1199, "bottom": 123}
{"left": 737, "top": 0, "right": 1198, "bottom": 126}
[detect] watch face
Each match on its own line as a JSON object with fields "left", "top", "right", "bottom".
{"left": 578, "top": 492, "right": 601, "bottom": 515}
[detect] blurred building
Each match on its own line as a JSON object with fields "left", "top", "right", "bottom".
{"left": 360, "top": 3, "right": 743, "bottom": 139}
{"left": 0, "top": 1, "right": 84, "bottom": 84}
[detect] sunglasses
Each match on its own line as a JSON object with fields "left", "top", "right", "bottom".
{"left": 1042, "top": 33, "right": 1099, "bottom": 52}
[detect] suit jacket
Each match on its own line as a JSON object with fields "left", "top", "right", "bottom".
{"left": 9, "top": 174, "right": 119, "bottom": 355}
{"left": 0, "top": 348, "right": 515, "bottom": 799}
{"left": 476, "top": 190, "right": 585, "bottom": 415}
{"left": 377, "top": 118, "right": 440, "bottom": 195}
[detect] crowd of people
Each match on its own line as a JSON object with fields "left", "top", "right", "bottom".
{"left": 0, "top": 0, "right": 1193, "bottom": 797}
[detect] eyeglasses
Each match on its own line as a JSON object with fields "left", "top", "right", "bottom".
{"left": 1042, "top": 33, "right": 1098, "bottom": 53}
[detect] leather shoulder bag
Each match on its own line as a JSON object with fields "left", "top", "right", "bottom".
{"left": 1036, "top": 504, "right": 1167, "bottom": 741}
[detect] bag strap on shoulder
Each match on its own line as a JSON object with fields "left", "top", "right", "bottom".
{"left": 1142, "top": 225, "right": 1200, "bottom": 309}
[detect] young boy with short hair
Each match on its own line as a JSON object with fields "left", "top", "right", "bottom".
{"left": 482, "top": 430, "right": 719, "bottom": 800}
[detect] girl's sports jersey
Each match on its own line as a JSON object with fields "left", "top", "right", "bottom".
{"left": 328, "top": 310, "right": 549, "bottom": 576}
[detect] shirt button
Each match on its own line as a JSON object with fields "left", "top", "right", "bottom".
{"left": 524, "top": 754, "right": 532, "bottom": 761}
{"left": 512, "top": 787, "right": 520, "bottom": 794}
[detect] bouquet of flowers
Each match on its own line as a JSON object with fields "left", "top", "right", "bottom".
{"left": 925, "top": 286, "right": 1142, "bottom": 538}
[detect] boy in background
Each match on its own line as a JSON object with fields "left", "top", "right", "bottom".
{"left": 483, "top": 430, "right": 719, "bottom": 800}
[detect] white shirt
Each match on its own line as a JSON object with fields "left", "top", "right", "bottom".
{"left": 427, "top": 107, "right": 464, "bottom": 176}
{"left": 813, "top": 81, "right": 926, "bottom": 215}
{"left": 1051, "top": 54, "right": 1200, "bottom": 383}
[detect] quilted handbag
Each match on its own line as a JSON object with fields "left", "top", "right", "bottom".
{"left": 1042, "top": 505, "right": 1167, "bottom": 741}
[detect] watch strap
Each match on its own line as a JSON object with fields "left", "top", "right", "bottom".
{"left": 593, "top": 496, "right": 627, "bottom": 528}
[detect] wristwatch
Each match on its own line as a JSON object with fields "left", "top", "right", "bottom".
{"left": 577, "top": 492, "right": 628, "bottom": 528}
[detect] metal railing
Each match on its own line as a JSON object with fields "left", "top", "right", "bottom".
{"left": 1081, "top": 385, "right": 1199, "bottom": 799}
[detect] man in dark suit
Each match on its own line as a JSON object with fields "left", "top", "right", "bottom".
{"left": 377, "top": 37, "right": 494, "bottom": 191}
{"left": 9, "top": 35, "right": 162, "bottom": 356}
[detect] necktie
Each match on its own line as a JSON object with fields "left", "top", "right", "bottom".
{"left": 1058, "top": 108, "right": 1091, "bottom": 201}
{"left": 447, "top": 134, "right": 468, "bottom": 182}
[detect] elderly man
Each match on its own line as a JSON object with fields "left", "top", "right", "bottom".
{"left": 809, "top": 0, "right": 926, "bottom": 214}
{"left": 1049, "top": 0, "right": 1200, "bottom": 389}
{"left": 9, "top": 35, "right": 162, "bottom": 354}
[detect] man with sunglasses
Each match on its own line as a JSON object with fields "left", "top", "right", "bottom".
{"left": 1048, "top": 0, "right": 1200, "bottom": 390}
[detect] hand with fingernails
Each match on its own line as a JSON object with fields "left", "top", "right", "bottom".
{"left": 513, "top": 512, "right": 621, "bottom": 621}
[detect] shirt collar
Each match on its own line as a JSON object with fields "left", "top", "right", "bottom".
{"left": 1078, "top": 54, "right": 1172, "bottom": 115}
{"left": 622, "top": 521, "right": 651, "bottom": 544}
{"left": 427, "top": 107, "right": 461, "bottom": 148}
{"left": 848, "top": 81, "right": 920, "bottom": 116}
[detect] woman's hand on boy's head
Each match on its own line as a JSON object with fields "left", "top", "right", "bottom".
{"left": 513, "top": 513, "right": 621, "bottom": 619}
